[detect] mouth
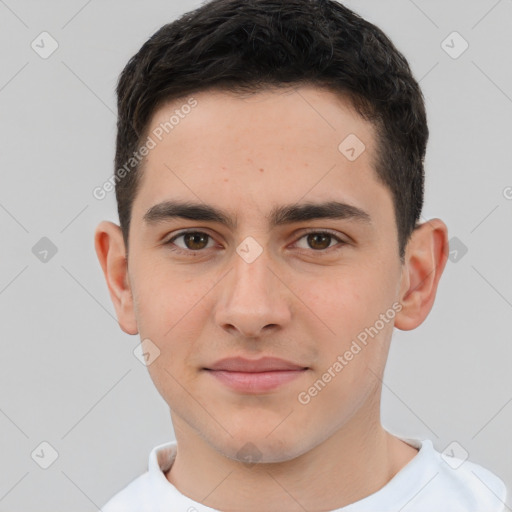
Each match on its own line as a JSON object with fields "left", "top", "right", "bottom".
{"left": 204, "top": 357, "right": 309, "bottom": 393}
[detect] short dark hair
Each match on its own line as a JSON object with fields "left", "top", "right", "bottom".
{"left": 115, "top": 0, "right": 427, "bottom": 261}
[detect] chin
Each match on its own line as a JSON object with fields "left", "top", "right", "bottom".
{"left": 210, "top": 429, "right": 311, "bottom": 465}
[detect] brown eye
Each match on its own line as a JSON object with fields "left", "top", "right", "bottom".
{"left": 306, "top": 233, "right": 332, "bottom": 250}
{"left": 294, "top": 231, "right": 346, "bottom": 253}
{"left": 183, "top": 232, "right": 209, "bottom": 250}
{"left": 166, "top": 231, "right": 214, "bottom": 253}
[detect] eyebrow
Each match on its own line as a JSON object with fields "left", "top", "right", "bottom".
{"left": 143, "top": 200, "right": 372, "bottom": 229}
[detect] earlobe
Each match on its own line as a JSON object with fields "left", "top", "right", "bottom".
{"left": 94, "top": 221, "right": 139, "bottom": 335}
{"left": 394, "top": 218, "right": 449, "bottom": 331}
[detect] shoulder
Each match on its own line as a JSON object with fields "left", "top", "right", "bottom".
{"left": 101, "top": 468, "right": 217, "bottom": 512}
{"left": 405, "top": 439, "right": 507, "bottom": 511}
{"left": 101, "top": 441, "right": 178, "bottom": 512}
{"left": 100, "top": 441, "right": 218, "bottom": 512}
{"left": 433, "top": 451, "right": 507, "bottom": 510}
{"left": 352, "top": 438, "right": 508, "bottom": 512}
{"left": 101, "top": 471, "right": 153, "bottom": 512}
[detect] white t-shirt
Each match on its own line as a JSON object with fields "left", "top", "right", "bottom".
{"left": 101, "top": 438, "right": 507, "bottom": 511}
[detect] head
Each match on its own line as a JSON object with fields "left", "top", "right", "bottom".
{"left": 114, "top": 0, "right": 428, "bottom": 261}
{"left": 95, "top": 0, "right": 448, "bottom": 463}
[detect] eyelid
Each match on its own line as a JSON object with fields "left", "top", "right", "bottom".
{"left": 294, "top": 228, "right": 348, "bottom": 241}
{"left": 164, "top": 228, "right": 349, "bottom": 254}
{"left": 165, "top": 229, "right": 218, "bottom": 250}
{"left": 291, "top": 228, "right": 348, "bottom": 251}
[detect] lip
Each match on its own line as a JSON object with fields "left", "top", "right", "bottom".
{"left": 204, "top": 357, "right": 309, "bottom": 393}
{"left": 207, "top": 356, "right": 307, "bottom": 372}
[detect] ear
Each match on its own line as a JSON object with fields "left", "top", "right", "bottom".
{"left": 394, "top": 218, "right": 449, "bottom": 331}
{"left": 94, "top": 221, "right": 138, "bottom": 335}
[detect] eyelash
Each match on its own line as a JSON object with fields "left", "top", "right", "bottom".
{"left": 164, "top": 229, "right": 348, "bottom": 256}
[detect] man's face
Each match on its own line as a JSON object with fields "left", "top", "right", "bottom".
{"left": 125, "top": 86, "right": 405, "bottom": 462}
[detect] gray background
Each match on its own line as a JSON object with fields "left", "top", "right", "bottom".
{"left": 0, "top": 0, "right": 511, "bottom": 510}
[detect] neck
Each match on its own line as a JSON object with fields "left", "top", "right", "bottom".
{"left": 166, "top": 402, "right": 418, "bottom": 511}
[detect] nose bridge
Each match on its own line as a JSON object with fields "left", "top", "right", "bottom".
{"left": 230, "top": 241, "right": 277, "bottom": 309}
{"left": 215, "top": 239, "right": 291, "bottom": 337}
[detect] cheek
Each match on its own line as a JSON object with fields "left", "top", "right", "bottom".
{"left": 131, "top": 260, "right": 211, "bottom": 336}
{"left": 132, "top": 260, "right": 226, "bottom": 344}
{"left": 295, "top": 264, "right": 398, "bottom": 373}
{"left": 296, "top": 268, "right": 381, "bottom": 332}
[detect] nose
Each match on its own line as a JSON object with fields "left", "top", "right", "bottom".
{"left": 214, "top": 244, "right": 292, "bottom": 340}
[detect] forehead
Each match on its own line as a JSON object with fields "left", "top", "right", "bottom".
{"left": 132, "top": 86, "right": 392, "bottom": 229}
{"left": 147, "top": 86, "right": 375, "bottom": 156}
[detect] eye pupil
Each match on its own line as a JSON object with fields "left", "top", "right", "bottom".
{"left": 308, "top": 233, "right": 331, "bottom": 250}
{"left": 185, "top": 232, "right": 209, "bottom": 250}
{"left": 172, "top": 231, "right": 341, "bottom": 254}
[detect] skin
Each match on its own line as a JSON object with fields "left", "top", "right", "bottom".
{"left": 95, "top": 85, "right": 449, "bottom": 511}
